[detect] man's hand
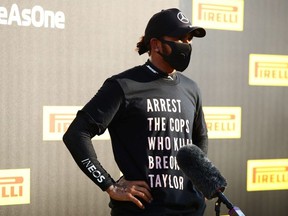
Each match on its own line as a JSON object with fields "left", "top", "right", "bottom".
{"left": 106, "top": 177, "right": 153, "bottom": 209}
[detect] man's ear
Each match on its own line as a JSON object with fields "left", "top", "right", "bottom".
{"left": 150, "top": 38, "right": 160, "bottom": 52}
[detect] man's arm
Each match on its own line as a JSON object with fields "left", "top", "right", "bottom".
{"left": 63, "top": 79, "right": 153, "bottom": 208}
{"left": 63, "top": 111, "right": 115, "bottom": 191}
{"left": 192, "top": 89, "right": 208, "bottom": 154}
{"left": 63, "top": 79, "right": 124, "bottom": 190}
{"left": 63, "top": 111, "right": 153, "bottom": 208}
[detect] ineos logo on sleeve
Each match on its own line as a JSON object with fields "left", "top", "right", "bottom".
{"left": 177, "top": 12, "right": 190, "bottom": 24}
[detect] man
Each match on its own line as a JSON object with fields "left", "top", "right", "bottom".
{"left": 63, "top": 8, "right": 208, "bottom": 216}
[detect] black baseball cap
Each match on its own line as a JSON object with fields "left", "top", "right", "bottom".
{"left": 138, "top": 8, "right": 206, "bottom": 55}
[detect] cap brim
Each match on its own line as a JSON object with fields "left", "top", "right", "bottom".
{"left": 190, "top": 26, "right": 206, "bottom": 38}
{"left": 169, "top": 26, "right": 206, "bottom": 38}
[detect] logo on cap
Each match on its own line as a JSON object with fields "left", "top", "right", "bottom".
{"left": 177, "top": 12, "right": 189, "bottom": 24}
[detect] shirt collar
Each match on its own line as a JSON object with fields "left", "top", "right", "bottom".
{"left": 145, "top": 60, "right": 176, "bottom": 80}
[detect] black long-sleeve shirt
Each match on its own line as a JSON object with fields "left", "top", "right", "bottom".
{"left": 63, "top": 60, "right": 208, "bottom": 215}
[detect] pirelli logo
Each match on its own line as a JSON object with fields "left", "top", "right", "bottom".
{"left": 249, "top": 54, "right": 288, "bottom": 86}
{"left": 0, "top": 169, "right": 30, "bottom": 206}
{"left": 203, "top": 107, "right": 241, "bottom": 139}
{"left": 192, "top": 0, "right": 244, "bottom": 31}
{"left": 43, "top": 106, "right": 110, "bottom": 141}
{"left": 247, "top": 159, "right": 288, "bottom": 191}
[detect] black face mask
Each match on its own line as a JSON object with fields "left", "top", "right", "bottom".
{"left": 158, "top": 39, "right": 192, "bottom": 72}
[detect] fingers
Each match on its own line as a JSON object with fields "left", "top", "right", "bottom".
{"left": 126, "top": 193, "right": 146, "bottom": 209}
{"left": 129, "top": 182, "right": 153, "bottom": 202}
{"left": 125, "top": 184, "right": 152, "bottom": 204}
{"left": 106, "top": 179, "right": 153, "bottom": 209}
{"left": 133, "top": 180, "right": 151, "bottom": 192}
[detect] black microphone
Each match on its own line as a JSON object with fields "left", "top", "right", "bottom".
{"left": 176, "top": 144, "right": 227, "bottom": 199}
{"left": 176, "top": 144, "right": 245, "bottom": 216}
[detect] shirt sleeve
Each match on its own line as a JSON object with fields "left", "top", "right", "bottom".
{"left": 62, "top": 78, "right": 124, "bottom": 191}
{"left": 192, "top": 89, "right": 208, "bottom": 155}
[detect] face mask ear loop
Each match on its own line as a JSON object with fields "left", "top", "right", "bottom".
{"left": 156, "top": 38, "right": 174, "bottom": 58}
{"left": 154, "top": 38, "right": 167, "bottom": 58}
